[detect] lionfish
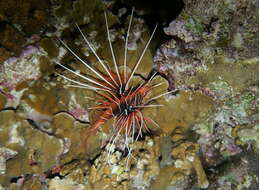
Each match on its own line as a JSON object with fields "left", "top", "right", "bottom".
{"left": 55, "top": 8, "right": 171, "bottom": 157}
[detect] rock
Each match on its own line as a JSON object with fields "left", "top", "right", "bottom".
{"left": 155, "top": 91, "right": 214, "bottom": 136}
{"left": 0, "top": 147, "right": 18, "bottom": 174}
{"left": 0, "top": 110, "right": 61, "bottom": 186}
{"left": 87, "top": 136, "right": 160, "bottom": 190}
{"left": 48, "top": 177, "right": 86, "bottom": 190}
{"left": 172, "top": 142, "right": 209, "bottom": 188}
{"left": 0, "top": 93, "right": 6, "bottom": 110}
{"left": 51, "top": 112, "right": 102, "bottom": 162}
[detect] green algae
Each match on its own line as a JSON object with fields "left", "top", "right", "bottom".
{"left": 184, "top": 17, "right": 204, "bottom": 36}
{"left": 226, "top": 92, "right": 257, "bottom": 118}
{"left": 207, "top": 81, "right": 233, "bottom": 99}
{"left": 215, "top": 159, "right": 258, "bottom": 190}
{"left": 187, "top": 57, "right": 259, "bottom": 95}
{"left": 194, "top": 91, "right": 257, "bottom": 140}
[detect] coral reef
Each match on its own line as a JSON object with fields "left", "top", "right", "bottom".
{"left": 0, "top": 0, "right": 51, "bottom": 61}
{"left": 87, "top": 136, "right": 160, "bottom": 190}
{"left": 152, "top": 0, "right": 259, "bottom": 189}
{"left": 0, "top": 110, "right": 61, "bottom": 186}
{"left": 0, "top": 0, "right": 258, "bottom": 189}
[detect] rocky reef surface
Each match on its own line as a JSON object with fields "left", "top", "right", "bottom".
{"left": 0, "top": 0, "right": 258, "bottom": 189}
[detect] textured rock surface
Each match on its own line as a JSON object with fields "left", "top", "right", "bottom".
{"left": 0, "top": 0, "right": 50, "bottom": 60}
{"left": 0, "top": 0, "right": 258, "bottom": 189}
{"left": 153, "top": 0, "right": 259, "bottom": 189}
{"left": 0, "top": 110, "right": 61, "bottom": 186}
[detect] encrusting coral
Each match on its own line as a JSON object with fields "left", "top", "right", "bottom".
{"left": 0, "top": 0, "right": 258, "bottom": 189}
